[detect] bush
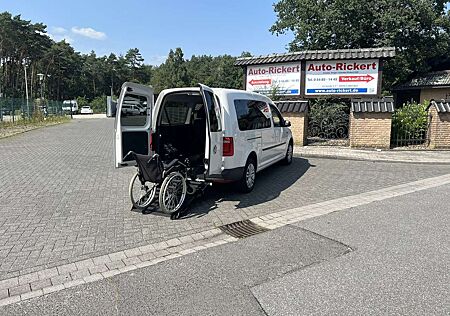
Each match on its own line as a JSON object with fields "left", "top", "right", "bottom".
{"left": 76, "top": 96, "right": 89, "bottom": 108}
{"left": 75, "top": 95, "right": 106, "bottom": 114}
{"left": 90, "top": 95, "right": 107, "bottom": 114}
{"left": 392, "top": 101, "right": 428, "bottom": 140}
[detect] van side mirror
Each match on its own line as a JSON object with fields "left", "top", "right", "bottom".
{"left": 283, "top": 120, "right": 291, "bottom": 127}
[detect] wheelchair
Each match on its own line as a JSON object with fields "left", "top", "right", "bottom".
{"left": 125, "top": 151, "right": 207, "bottom": 218}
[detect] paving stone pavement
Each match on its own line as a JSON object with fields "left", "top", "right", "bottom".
{"left": 1, "top": 118, "right": 450, "bottom": 281}
{"left": 295, "top": 145, "right": 450, "bottom": 164}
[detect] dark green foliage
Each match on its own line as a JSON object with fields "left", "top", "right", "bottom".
{"left": 271, "top": 0, "right": 450, "bottom": 90}
{"left": 151, "top": 49, "right": 245, "bottom": 93}
{"left": 308, "top": 98, "right": 349, "bottom": 124}
{"left": 392, "top": 101, "right": 429, "bottom": 140}
{"left": 90, "top": 95, "right": 107, "bottom": 114}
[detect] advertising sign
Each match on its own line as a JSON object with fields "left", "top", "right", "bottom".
{"left": 305, "top": 59, "right": 379, "bottom": 95}
{"left": 246, "top": 62, "right": 301, "bottom": 95}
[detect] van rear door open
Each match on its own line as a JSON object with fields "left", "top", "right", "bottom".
{"left": 199, "top": 84, "right": 223, "bottom": 177}
{"left": 114, "top": 82, "right": 154, "bottom": 168}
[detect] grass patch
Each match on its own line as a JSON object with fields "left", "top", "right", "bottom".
{"left": 0, "top": 115, "right": 71, "bottom": 139}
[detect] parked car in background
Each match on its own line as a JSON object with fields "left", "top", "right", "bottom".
{"left": 121, "top": 104, "right": 145, "bottom": 116}
{"left": 80, "top": 106, "right": 93, "bottom": 114}
{"left": 0, "top": 108, "right": 11, "bottom": 116}
{"left": 62, "top": 100, "right": 79, "bottom": 114}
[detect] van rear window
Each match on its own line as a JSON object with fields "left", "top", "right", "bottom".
{"left": 234, "top": 99, "right": 271, "bottom": 131}
{"left": 121, "top": 93, "right": 148, "bottom": 126}
{"left": 161, "top": 104, "right": 190, "bottom": 125}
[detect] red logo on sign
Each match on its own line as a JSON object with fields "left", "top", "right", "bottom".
{"left": 339, "top": 75, "right": 375, "bottom": 83}
{"left": 249, "top": 79, "right": 272, "bottom": 86}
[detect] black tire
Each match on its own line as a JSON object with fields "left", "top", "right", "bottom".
{"left": 159, "top": 172, "right": 187, "bottom": 214}
{"left": 238, "top": 157, "right": 257, "bottom": 193}
{"left": 282, "top": 141, "right": 294, "bottom": 165}
{"left": 129, "top": 172, "right": 157, "bottom": 210}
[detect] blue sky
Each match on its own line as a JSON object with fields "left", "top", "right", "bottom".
{"left": 1, "top": 0, "right": 293, "bottom": 65}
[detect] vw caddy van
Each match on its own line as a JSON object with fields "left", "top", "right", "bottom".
{"left": 115, "top": 82, "right": 293, "bottom": 192}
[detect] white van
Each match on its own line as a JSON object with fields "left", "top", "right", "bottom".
{"left": 114, "top": 82, "right": 293, "bottom": 192}
{"left": 62, "top": 100, "right": 79, "bottom": 114}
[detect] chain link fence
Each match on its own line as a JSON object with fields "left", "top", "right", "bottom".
{"left": 0, "top": 98, "right": 66, "bottom": 123}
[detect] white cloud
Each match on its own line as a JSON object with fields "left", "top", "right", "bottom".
{"left": 52, "top": 26, "right": 67, "bottom": 34}
{"left": 71, "top": 27, "right": 106, "bottom": 40}
{"left": 47, "top": 33, "right": 74, "bottom": 44}
{"left": 44, "top": 26, "right": 73, "bottom": 43}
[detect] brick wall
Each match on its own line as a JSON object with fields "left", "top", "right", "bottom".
{"left": 349, "top": 112, "right": 392, "bottom": 149}
{"left": 428, "top": 106, "right": 450, "bottom": 149}
{"left": 284, "top": 112, "right": 307, "bottom": 146}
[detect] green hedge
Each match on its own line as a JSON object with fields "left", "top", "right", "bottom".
{"left": 392, "top": 102, "right": 428, "bottom": 140}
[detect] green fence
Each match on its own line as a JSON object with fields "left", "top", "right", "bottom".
{"left": 0, "top": 98, "right": 66, "bottom": 122}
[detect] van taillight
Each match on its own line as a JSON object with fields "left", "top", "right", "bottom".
{"left": 223, "top": 137, "right": 234, "bottom": 156}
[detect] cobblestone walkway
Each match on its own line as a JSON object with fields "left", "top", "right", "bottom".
{"left": 1, "top": 118, "right": 449, "bottom": 280}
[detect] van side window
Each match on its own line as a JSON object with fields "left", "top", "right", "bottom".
{"left": 204, "top": 91, "right": 220, "bottom": 132}
{"left": 234, "top": 99, "right": 271, "bottom": 131}
{"left": 269, "top": 104, "right": 283, "bottom": 127}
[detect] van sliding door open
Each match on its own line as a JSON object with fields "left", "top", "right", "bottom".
{"left": 114, "top": 82, "right": 154, "bottom": 168}
{"left": 199, "top": 84, "right": 223, "bottom": 177}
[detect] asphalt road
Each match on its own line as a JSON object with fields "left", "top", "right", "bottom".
{"left": 2, "top": 226, "right": 350, "bottom": 315}
{"left": 253, "top": 183, "right": 450, "bottom": 316}
{"left": 3, "top": 182, "right": 449, "bottom": 315}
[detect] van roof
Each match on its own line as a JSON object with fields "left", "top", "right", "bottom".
{"left": 161, "top": 87, "right": 272, "bottom": 102}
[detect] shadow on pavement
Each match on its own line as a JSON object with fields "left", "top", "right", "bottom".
{"left": 180, "top": 157, "right": 312, "bottom": 219}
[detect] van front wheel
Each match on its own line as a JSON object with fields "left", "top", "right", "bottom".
{"left": 282, "top": 142, "right": 294, "bottom": 165}
{"left": 238, "top": 158, "right": 256, "bottom": 193}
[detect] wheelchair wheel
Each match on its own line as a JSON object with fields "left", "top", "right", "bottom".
{"left": 159, "top": 172, "right": 187, "bottom": 214}
{"left": 129, "top": 172, "right": 157, "bottom": 210}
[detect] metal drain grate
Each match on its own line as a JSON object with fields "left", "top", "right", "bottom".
{"left": 219, "top": 220, "right": 270, "bottom": 239}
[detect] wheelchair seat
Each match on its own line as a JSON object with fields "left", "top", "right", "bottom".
{"left": 163, "top": 159, "right": 179, "bottom": 170}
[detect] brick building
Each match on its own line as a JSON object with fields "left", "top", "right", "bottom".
{"left": 349, "top": 98, "right": 395, "bottom": 149}
{"left": 427, "top": 99, "right": 450, "bottom": 149}
{"left": 274, "top": 100, "right": 308, "bottom": 146}
{"left": 394, "top": 70, "right": 450, "bottom": 105}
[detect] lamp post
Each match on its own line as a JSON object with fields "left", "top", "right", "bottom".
{"left": 24, "top": 62, "right": 30, "bottom": 119}
{"left": 37, "top": 73, "right": 44, "bottom": 100}
{"left": 111, "top": 66, "right": 116, "bottom": 98}
{"left": 37, "top": 73, "right": 47, "bottom": 117}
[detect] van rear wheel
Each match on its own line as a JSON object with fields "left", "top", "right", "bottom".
{"left": 238, "top": 158, "right": 256, "bottom": 193}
